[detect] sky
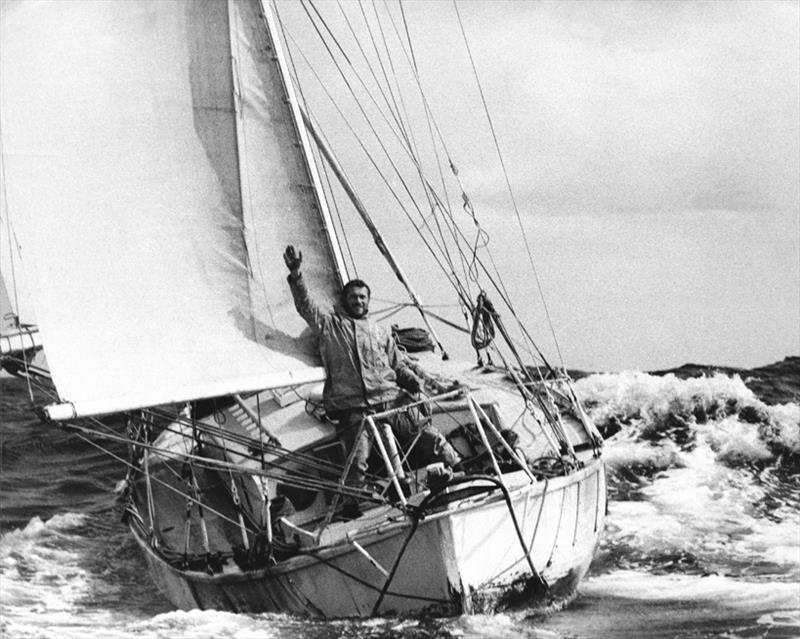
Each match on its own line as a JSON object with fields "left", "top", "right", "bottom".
{"left": 1, "top": 1, "right": 797, "bottom": 374}
{"left": 279, "top": 0, "right": 800, "bottom": 372}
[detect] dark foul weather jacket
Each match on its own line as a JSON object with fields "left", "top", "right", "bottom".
{"left": 288, "top": 273, "right": 418, "bottom": 412}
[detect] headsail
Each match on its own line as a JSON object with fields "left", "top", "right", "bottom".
{"left": 0, "top": 0, "right": 343, "bottom": 418}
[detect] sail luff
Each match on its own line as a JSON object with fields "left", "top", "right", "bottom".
{"left": 260, "top": 0, "right": 348, "bottom": 286}
{"left": 225, "top": 0, "right": 259, "bottom": 342}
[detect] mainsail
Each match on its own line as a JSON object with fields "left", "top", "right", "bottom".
{"left": 0, "top": 0, "right": 345, "bottom": 417}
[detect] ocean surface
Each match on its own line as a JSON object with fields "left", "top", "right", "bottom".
{"left": 1, "top": 357, "right": 798, "bottom": 639}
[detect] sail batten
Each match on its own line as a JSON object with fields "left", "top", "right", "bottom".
{"left": 0, "top": 0, "right": 342, "bottom": 417}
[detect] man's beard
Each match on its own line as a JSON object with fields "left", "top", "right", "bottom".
{"left": 346, "top": 304, "right": 368, "bottom": 319}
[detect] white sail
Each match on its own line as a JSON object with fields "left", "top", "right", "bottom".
{"left": 0, "top": 0, "right": 343, "bottom": 417}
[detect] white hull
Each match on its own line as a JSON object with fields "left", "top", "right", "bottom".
{"left": 131, "top": 458, "right": 605, "bottom": 617}
{"left": 0, "top": 329, "right": 41, "bottom": 356}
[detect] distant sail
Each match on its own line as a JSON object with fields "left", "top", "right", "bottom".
{"left": 0, "top": 273, "right": 40, "bottom": 357}
{"left": 0, "top": 249, "right": 41, "bottom": 357}
{"left": 0, "top": 0, "right": 343, "bottom": 417}
{"left": 0, "top": 269, "right": 17, "bottom": 335}
{"left": 1, "top": 174, "right": 39, "bottom": 357}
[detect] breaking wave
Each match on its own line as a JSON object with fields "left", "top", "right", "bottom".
{"left": 574, "top": 369, "right": 800, "bottom": 584}
{"left": 576, "top": 369, "right": 799, "bottom": 470}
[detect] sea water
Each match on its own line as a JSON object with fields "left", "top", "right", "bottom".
{"left": 1, "top": 359, "right": 798, "bottom": 638}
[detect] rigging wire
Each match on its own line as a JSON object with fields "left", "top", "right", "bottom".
{"left": 357, "top": 1, "right": 421, "bottom": 166}
{"left": 65, "top": 418, "right": 380, "bottom": 503}
{"left": 370, "top": 1, "right": 421, "bottom": 169}
{"left": 71, "top": 428, "right": 262, "bottom": 538}
{"left": 0, "top": 141, "right": 36, "bottom": 402}
{"left": 327, "top": 0, "right": 413, "bottom": 154}
{"left": 26, "top": 381, "right": 368, "bottom": 502}
{"left": 147, "top": 409, "right": 355, "bottom": 483}
{"left": 286, "top": 36, "right": 358, "bottom": 277}
{"left": 451, "top": 0, "right": 565, "bottom": 370}
{"left": 370, "top": 4, "right": 544, "bottom": 359}
{"left": 287, "top": 3, "right": 562, "bottom": 373}
{"left": 274, "top": 0, "right": 359, "bottom": 278}
{"left": 295, "top": 3, "right": 465, "bottom": 265}
{"left": 390, "top": 3, "right": 560, "bottom": 367}
{"left": 282, "top": 8, "right": 475, "bottom": 315}
{"left": 354, "top": 0, "right": 412, "bottom": 145}
{"left": 393, "top": 3, "right": 560, "bottom": 370}
{"left": 278, "top": 29, "right": 466, "bottom": 304}
{"left": 393, "top": 0, "right": 486, "bottom": 299}
{"left": 321, "top": 155, "right": 359, "bottom": 276}
{"left": 290, "top": 3, "right": 564, "bottom": 383}
{"left": 12, "top": 365, "right": 487, "bottom": 503}
{"left": 355, "top": 3, "right": 477, "bottom": 303}
{"left": 378, "top": 1, "right": 471, "bottom": 300}
{"left": 9, "top": 364, "right": 459, "bottom": 500}
{"left": 265, "top": 0, "right": 352, "bottom": 290}
{"left": 14, "top": 2, "right": 580, "bottom": 508}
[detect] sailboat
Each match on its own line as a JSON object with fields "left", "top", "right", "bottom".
{"left": 0, "top": 0, "right": 606, "bottom": 617}
{"left": 0, "top": 280, "right": 38, "bottom": 361}
{"left": 1, "top": 226, "right": 42, "bottom": 374}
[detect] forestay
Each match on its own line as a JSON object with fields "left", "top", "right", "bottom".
{"left": 0, "top": 0, "right": 344, "bottom": 417}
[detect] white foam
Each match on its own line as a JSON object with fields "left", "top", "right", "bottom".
{"left": 0, "top": 514, "right": 94, "bottom": 608}
{"left": 576, "top": 369, "right": 756, "bottom": 422}
{"left": 130, "top": 609, "right": 257, "bottom": 636}
{"left": 604, "top": 441, "right": 800, "bottom": 574}
{"left": 767, "top": 402, "right": 800, "bottom": 453}
{"left": 576, "top": 369, "right": 800, "bottom": 462}
{"left": 582, "top": 570, "right": 800, "bottom": 610}
{"left": 704, "top": 415, "right": 773, "bottom": 462}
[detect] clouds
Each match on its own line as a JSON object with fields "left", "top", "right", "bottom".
{"left": 280, "top": 0, "right": 798, "bottom": 215}
{"left": 407, "top": 0, "right": 800, "bottom": 215}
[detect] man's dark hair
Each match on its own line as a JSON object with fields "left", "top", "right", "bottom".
{"left": 342, "top": 279, "right": 371, "bottom": 298}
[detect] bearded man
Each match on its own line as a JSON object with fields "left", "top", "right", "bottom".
{"left": 283, "top": 245, "right": 460, "bottom": 515}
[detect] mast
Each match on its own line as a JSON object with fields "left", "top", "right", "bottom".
{"left": 299, "top": 107, "right": 448, "bottom": 359}
{"left": 259, "top": 0, "right": 349, "bottom": 285}
{"left": 259, "top": 0, "right": 447, "bottom": 355}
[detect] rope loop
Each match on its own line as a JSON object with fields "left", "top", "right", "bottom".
{"left": 470, "top": 291, "right": 496, "bottom": 355}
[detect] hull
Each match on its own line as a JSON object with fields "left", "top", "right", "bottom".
{"left": 131, "top": 457, "right": 606, "bottom": 617}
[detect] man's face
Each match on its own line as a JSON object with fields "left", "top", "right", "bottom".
{"left": 344, "top": 286, "right": 370, "bottom": 319}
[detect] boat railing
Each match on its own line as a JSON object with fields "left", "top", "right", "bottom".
{"left": 308, "top": 388, "right": 538, "bottom": 536}
{"left": 464, "top": 393, "right": 537, "bottom": 484}
{"left": 371, "top": 388, "right": 536, "bottom": 491}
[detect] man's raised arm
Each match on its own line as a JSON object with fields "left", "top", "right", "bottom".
{"left": 284, "top": 245, "right": 325, "bottom": 333}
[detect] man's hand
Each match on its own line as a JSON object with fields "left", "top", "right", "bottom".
{"left": 432, "top": 379, "right": 462, "bottom": 394}
{"left": 396, "top": 370, "right": 422, "bottom": 395}
{"left": 284, "top": 245, "right": 302, "bottom": 274}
